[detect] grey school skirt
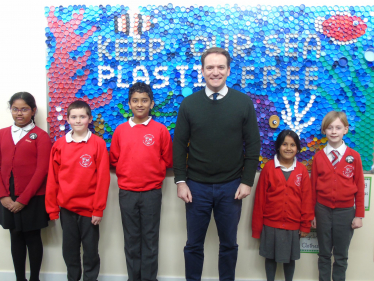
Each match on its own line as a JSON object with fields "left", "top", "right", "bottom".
{"left": 259, "top": 225, "right": 300, "bottom": 263}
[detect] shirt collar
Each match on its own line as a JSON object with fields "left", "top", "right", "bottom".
{"left": 129, "top": 116, "right": 152, "bottom": 128}
{"left": 205, "top": 85, "right": 228, "bottom": 98}
{"left": 65, "top": 129, "right": 92, "bottom": 143}
{"left": 325, "top": 141, "right": 346, "bottom": 156}
{"left": 274, "top": 154, "right": 297, "bottom": 172}
{"left": 12, "top": 121, "right": 35, "bottom": 133}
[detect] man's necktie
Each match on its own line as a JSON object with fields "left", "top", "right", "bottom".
{"left": 212, "top": 93, "right": 219, "bottom": 100}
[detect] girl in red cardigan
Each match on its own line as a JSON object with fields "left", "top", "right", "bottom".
{"left": 0, "top": 92, "right": 52, "bottom": 281}
{"left": 252, "top": 129, "right": 313, "bottom": 281}
{"left": 311, "top": 111, "right": 364, "bottom": 281}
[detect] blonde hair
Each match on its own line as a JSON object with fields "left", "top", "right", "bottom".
{"left": 321, "top": 111, "right": 349, "bottom": 134}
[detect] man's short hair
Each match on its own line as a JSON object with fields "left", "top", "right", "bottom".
{"left": 201, "top": 47, "right": 231, "bottom": 68}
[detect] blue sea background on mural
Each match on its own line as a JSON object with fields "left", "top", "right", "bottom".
{"left": 44, "top": 4, "right": 374, "bottom": 170}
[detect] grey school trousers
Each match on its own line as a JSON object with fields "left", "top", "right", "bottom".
{"left": 60, "top": 207, "right": 100, "bottom": 281}
{"left": 315, "top": 202, "right": 355, "bottom": 281}
{"left": 119, "top": 189, "right": 162, "bottom": 281}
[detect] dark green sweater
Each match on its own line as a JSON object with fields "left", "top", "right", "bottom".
{"left": 173, "top": 88, "right": 261, "bottom": 186}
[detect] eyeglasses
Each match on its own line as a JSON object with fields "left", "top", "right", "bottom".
{"left": 11, "top": 107, "right": 31, "bottom": 113}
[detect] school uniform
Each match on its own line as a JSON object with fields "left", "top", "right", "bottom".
{"left": 252, "top": 156, "right": 314, "bottom": 263}
{"left": 0, "top": 124, "right": 51, "bottom": 211}
{"left": 110, "top": 117, "right": 173, "bottom": 281}
{"left": 46, "top": 130, "right": 110, "bottom": 281}
{"left": 311, "top": 142, "right": 365, "bottom": 281}
{"left": 0, "top": 123, "right": 52, "bottom": 281}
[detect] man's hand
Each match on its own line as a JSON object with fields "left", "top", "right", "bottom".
{"left": 9, "top": 201, "right": 25, "bottom": 213}
{"left": 351, "top": 217, "right": 363, "bottom": 229}
{"left": 92, "top": 216, "right": 102, "bottom": 225}
{"left": 311, "top": 217, "right": 316, "bottom": 229}
{"left": 0, "top": 197, "right": 14, "bottom": 210}
{"left": 234, "top": 183, "right": 252, "bottom": 200}
{"left": 177, "top": 182, "right": 193, "bottom": 203}
{"left": 299, "top": 231, "right": 308, "bottom": 238}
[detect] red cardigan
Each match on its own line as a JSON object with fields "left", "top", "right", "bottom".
{"left": 311, "top": 147, "right": 365, "bottom": 217}
{"left": 0, "top": 126, "right": 52, "bottom": 205}
{"left": 109, "top": 120, "right": 173, "bottom": 191}
{"left": 252, "top": 160, "right": 314, "bottom": 239}
{"left": 45, "top": 134, "right": 110, "bottom": 219}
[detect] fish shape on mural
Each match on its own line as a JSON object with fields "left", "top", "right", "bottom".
{"left": 315, "top": 12, "right": 367, "bottom": 45}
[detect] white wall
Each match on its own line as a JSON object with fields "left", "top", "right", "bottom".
{"left": 0, "top": 1, "right": 373, "bottom": 280}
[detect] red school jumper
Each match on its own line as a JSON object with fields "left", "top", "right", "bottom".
{"left": 0, "top": 126, "right": 52, "bottom": 205}
{"left": 252, "top": 160, "right": 314, "bottom": 239}
{"left": 109, "top": 119, "right": 173, "bottom": 191}
{"left": 311, "top": 147, "right": 365, "bottom": 217}
{"left": 45, "top": 134, "right": 110, "bottom": 220}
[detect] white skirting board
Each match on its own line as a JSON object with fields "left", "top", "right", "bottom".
{"left": 0, "top": 271, "right": 314, "bottom": 281}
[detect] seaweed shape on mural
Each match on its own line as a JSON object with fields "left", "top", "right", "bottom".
{"left": 46, "top": 8, "right": 112, "bottom": 141}
{"left": 281, "top": 92, "right": 316, "bottom": 135}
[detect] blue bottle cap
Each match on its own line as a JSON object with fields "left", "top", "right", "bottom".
{"left": 338, "top": 57, "right": 348, "bottom": 67}
{"left": 76, "top": 69, "right": 84, "bottom": 76}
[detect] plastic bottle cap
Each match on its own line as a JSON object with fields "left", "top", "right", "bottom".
{"left": 364, "top": 48, "right": 374, "bottom": 62}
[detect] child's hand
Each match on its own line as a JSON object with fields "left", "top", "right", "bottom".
{"left": 9, "top": 201, "right": 25, "bottom": 213}
{"left": 0, "top": 197, "right": 14, "bottom": 210}
{"left": 351, "top": 217, "right": 363, "bottom": 229}
{"left": 299, "top": 231, "right": 308, "bottom": 238}
{"left": 311, "top": 217, "right": 316, "bottom": 228}
{"left": 92, "top": 216, "right": 102, "bottom": 225}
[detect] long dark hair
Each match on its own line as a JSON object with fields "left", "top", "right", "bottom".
{"left": 275, "top": 129, "right": 301, "bottom": 157}
{"left": 9, "top": 92, "right": 37, "bottom": 124}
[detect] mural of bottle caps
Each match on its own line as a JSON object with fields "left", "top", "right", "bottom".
{"left": 44, "top": 4, "right": 374, "bottom": 171}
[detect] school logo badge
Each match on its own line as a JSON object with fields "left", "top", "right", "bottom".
{"left": 343, "top": 165, "right": 354, "bottom": 178}
{"left": 29, "top": 133, "right": 37, "bottom": 140}
{"left": 345, "top": 155, "right": 354, "bottom": 163}
{"left": 294, "top": 174, "right": 302, "bottom": 186}
{"left": 79, "top": 154, "right": 92, "bottom": 167}
{"left": 143, "top": 134, "right": 155, "bottom": 146}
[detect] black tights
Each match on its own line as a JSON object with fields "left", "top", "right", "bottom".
{"left": 265, "top": 258, "right": 295, "bottom": 281}
{"left": 10, "top": 229, "right": 43, "bottom": 281}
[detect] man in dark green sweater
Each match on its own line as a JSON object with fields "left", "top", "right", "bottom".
{"left": 173, "top": 47, "right": 261, "bottom": 281}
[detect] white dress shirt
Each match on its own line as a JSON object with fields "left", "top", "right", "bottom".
{"left": 274, "top": 154, "right": 297, "bottom": 172}
{"left": 205, "top": 85, "right": 228, "bottom": 100}
{"left": 129, "top": 116, "right": 152, "bottom": 127}
{"left": 11, "top": 121, "right": 35, "bottom": 145}
{"left": 324, "top": 141, "right": 347, "bottom": 163}
{"left": 66, "top": 129, "right": 92, "bottom": 143}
